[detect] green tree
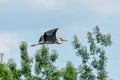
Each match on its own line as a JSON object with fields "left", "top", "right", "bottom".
{"left": 0, "top": 61, "right": 21, "bottom": 80}
{"left": 72, "top": 26, "right": 112, "bottom": 80}
{"left": 0, "top": 26, "right": 112, "bottom": 80}
{"left": 34, "top": 45, "right": 60, "bottom": 80}
{"left": 0, "top": 64, "right": 11, "bottom": 80}
{"left": 7, "top": 59, "right": 21, "bottom": 80}
{"left": 19, "top": 41, "right": 32, "bottom": 79}
{"left": 62, "top": 61, "right": 77, "bottom": 80}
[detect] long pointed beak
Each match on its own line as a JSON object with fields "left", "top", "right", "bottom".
{"left": 62, "top": 39, "right": 68, "bottom": 41}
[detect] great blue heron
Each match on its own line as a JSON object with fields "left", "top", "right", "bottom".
{"left": 31, "top": 28, "right": 67, "bottom": 47}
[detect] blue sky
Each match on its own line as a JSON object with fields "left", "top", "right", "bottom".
{"left": 0, "top": 0, "right": 120, "bottom": 79}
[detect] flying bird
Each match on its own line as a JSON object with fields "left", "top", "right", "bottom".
{"left": 31, "top": 28, "right": 67, "bottom": 47}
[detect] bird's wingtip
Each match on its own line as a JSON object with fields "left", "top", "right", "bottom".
{"left": 55, "top": 28, "right": 59, "bottom": 30}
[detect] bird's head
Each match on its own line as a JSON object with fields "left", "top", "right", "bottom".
{"left": 57, "top": 38, "right": 67, "bottom": 44}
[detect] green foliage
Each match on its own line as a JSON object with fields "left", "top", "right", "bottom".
{"left": 72, "top": 35, "right": 95, "bottom": 80}
{"left": 62, "top": 61, "right": 77, "bottom": 80}
{"left": 19, "top": 41, "right": 32, "bottom": 78}
{"left": 0, "top": 64, "right": 10, "bottom": 80}
{"left": 50, "top": 50, "right": 58, "bottom": 62}
{"left": 0, "top": 60, "right": 21, "bottom": 80}
{"left": 0, "top": 26, "right": 112, "bottom": 80}
{"left": 7, "top": 59, "right": 21, "bottom": 79}
{"left": 72, "top": 26, "right": 112, "bottom": 80}
{"left": 88, "top": 26, "right": 112, "bottom": 80}
{"left": 34, "top": 45, "right": 60, "bottom": 80}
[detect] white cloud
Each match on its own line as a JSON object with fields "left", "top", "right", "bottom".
{"left": 28, "top": 0, "right": 60, "bottom": 11}
{"left": 0, "top": 0, "right": 8, "bottom": 5}
{"left": 0, "top": 0, "right": 7, "bottom": 3}
{"left": 1, "top": 0, "right": 120, "bottom": 15}
{"left": 27, "top": 0, "right": 120, "bottom": 15}
{"left": 80, "top": 0, "right": 120, "bottom": 15}
{"left": 0, "top": 32, "right": 20, "bottom": 63}
{"left": 36, "top": 0, "right": 57, "bottom": 9}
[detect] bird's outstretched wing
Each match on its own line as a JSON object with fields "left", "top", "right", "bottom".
{"left": 39, "top": 35, "right": 44, "bottom": 43}
{"left": 39, "top": 28, "right": 58, "bottom": 43}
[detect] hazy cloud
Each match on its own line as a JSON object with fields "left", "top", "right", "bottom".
{"left": 27, "top": 0, "right": 61, "bottom": 11}
{"left": 27, "top": 0, "right": 120, "bottom": 15}
{"left": 0, "top": 0, "right": 8, "bottom": 5}
{"left": 0, "top": 0, "right": 120, "bottom": 15}
{"left": 0, "top": 32, "right": 20, "bottom": 63}
{"left": 79, "top": 0, "right": 120, "bottom": 15}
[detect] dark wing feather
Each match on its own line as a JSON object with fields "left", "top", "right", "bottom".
{"left": 44, "top": 28, "right": 58, "bottom": 43}
{"left": 39, "top": 35, "right": 44, "bottom": 43}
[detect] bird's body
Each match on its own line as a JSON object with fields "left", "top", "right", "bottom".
{"left": 39, "top": 28, "right": 58, "bottom": 44}
{"left": 31, "top": 28, "right": 67, "bottom": 47}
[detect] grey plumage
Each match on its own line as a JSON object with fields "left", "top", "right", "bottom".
{"left": 31, "top": 28, "right": 67, "bottom": 47}
{"left": 39, "top": 28, "right": 58, "bottom": 44}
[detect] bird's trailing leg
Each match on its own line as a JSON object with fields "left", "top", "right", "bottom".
{"left": 31, "top": 43, "right": 42, "bottom": 47}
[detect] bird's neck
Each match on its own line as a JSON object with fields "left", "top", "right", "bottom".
{"left": 56, "top": 39, "right": 62, "bottom": 44}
